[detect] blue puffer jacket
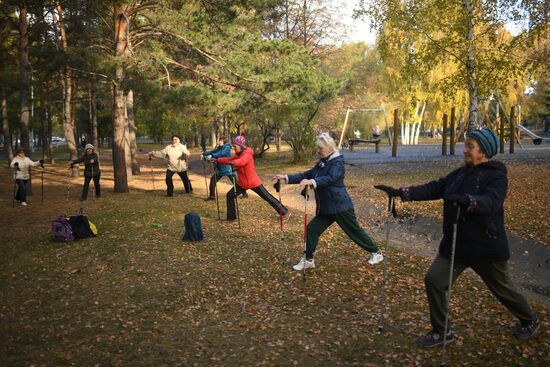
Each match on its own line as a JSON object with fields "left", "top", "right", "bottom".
{"left": 287, "top": 151, "right": 353, "bottom": 215}
{"left": 203, "top": 143, "right": 233, "bottom": 177}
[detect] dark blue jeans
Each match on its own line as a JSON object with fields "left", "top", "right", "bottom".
{"left": 15, "top": 179, "right": 28, "bottom": 202}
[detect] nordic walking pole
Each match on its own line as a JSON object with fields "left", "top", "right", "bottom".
{"left": 231, "top": 169, "right": 241, "bottom": 229}
{"left": 213, "top": 162, "right": 221, "bottom": 220}
{"left": 66, "top": 166, "right": 72, "bottom": 200}
{"left": 302, "top": 185, "right": 310, "bottom": 281}
{"left": 12, "top": 166, "right": 18, "bottom": 208}
{"left": 90, "top": 162, "right": 95, "bottom": 208}
{"left": 40, "top": 161, "right": 44, "bottom": 204}
{"left": 149, "top": 155, "right": 156, "bottom": 195}
{"left": 274, "top": 179, "right": 284, "bottom": 241}
{"left": 378, "top": 195, "right": 395, "bottom": 332}
{"left": 201, "top": 158, "right": 209, "bottom": 198}
{"left": 440, "top": 204, "right": 461, "bottom": 367}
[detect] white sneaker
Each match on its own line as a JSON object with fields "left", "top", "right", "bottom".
{"left": 21, "top": 202, "right": 28, "bottom": 206}
{"left": 292, "top": 257, "right": 315, "bottom": 271}
{"left": 368, "top": 252, "right": 383, "bottom": 265}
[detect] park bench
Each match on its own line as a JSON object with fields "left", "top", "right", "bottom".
{"left": 348, "top": 138, "right": 380, "bottom": 152}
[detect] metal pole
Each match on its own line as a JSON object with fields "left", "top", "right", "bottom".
{"left": 440, "top": 205, "right": 461, "bottom": 367}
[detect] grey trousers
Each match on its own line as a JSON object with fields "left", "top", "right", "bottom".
{"left": 425, "top": 254, "right": 537, "bottom": 332}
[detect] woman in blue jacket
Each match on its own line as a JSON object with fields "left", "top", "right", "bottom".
{"left": 375, "top": 128, "right": 539, "bottom": 347}
{"left": 273, "top": 133, "right": 382, "bottom": 271}
{"left": 201, "top": 137, "right": 234, "bottom": 200}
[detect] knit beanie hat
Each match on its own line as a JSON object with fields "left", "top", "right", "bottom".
{"left": 467, "top": 127, "right": 498, "bottom": 158}
{"left": 85, "top": 144, "right": 94, "bottom": 150}
{"left": 232, "top": 135, "right": 246, "bottom": 148}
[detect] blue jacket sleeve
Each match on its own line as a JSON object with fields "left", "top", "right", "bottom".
{"left": 402, "top": 177, "right": 448, "bottom": 201}
{"left": 210, "top": 144, "right": 231, "bottom": 159}
{"left": 287, "top": 166, "right": 317, "bottom": 184}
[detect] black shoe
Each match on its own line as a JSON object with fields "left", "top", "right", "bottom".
{"left": 204, "top": 196, "right": 215, "bottom": 201}
{"left": 166, "top": 194, "right": 173, "bottom": 197}
{"left": 240, "top": 192, "right": 248, "bottom": 199}
{"left": 418, "top": 329, "right": 454, "bottom": 347}
{"left": 79, "top": 197, "right": 86, "bottom": 201}
{"left": 511, "top": 317, "right": 540, "bottom": 340}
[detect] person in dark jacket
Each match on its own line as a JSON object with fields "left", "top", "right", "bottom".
{"left": 213, "top": 135, "right": 287, "bottom": 221}
{"left": 375, "top": 127, "right": 539, "bottom": 347}
{"left": 68, "top": 144, "right": 101, "bottom": 201}
{"left": 273, "top": 133, "right": 382, "bottom": 271}
{"left": 201, "top": 137, "right": 235, "bottom": 201}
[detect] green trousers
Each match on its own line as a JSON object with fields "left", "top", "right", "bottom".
{"left": 425, "top": 254, "right": 537, "bottom": 332}
{"left": 305, "top": 209, "right": 378, "bottom": 259}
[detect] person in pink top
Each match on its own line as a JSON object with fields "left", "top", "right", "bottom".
{"left": 214, "top": 135, "right": 287, "bottom": 221}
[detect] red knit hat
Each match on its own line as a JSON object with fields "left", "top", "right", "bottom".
{"left": 232, "top": 135, "right": 246, "bottom": 148}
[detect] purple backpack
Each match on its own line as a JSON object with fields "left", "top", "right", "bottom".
{"left": 52, "top": 216, "right": 74, "bottom": 242}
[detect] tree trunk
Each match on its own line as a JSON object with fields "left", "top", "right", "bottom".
{"left": 463, "top": 0, "right": 478, "bottom": 133}
{"left": 89, "top": 77, "right": 98, "bottom": 149}
{"left": 126, "top": 90, "right": 140, "bottom": 175}
{"left": 211, "top": 125, "right": 217, "bottom": 149}
{"left": 112, "top": 3, "right": 129, "bottom": 192}
{"left": 124, "top": 103, "right": 133, "bottom": 180}
{"left": 40, "top": 86, "right": 49, "bottom": 162}
{"left": 18, "top": 4, "right": 31, "bottom": 155}
{"left": 56, "top": 1, "right": 79, "bottom": 175}
{"left": 2, "top": 86, "right": 14, "bottom": 162}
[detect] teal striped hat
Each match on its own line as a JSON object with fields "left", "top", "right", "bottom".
{"left": 467, "top": 128, "right": 499, "bottom": 158}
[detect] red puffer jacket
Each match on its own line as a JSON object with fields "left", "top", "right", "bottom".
{"left": 217, "top": 147, "right": 262, "bottom": 189}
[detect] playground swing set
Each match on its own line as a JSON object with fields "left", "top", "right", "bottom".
{"left": 337, "top": 107, "right": 391, "bottom": 152}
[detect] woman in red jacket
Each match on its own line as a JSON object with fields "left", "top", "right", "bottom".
{"left": 214, "top": 135, "right": 288, "bottom": 221}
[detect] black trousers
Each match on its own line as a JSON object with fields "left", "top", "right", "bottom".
{"left": 166, "top": 170, "right": 192, "bottom": 195}
{"left": 15, "top": 179, "right": 28, "bottom": 202}
{"left": 82, "top": 175, "right": 101, "bottom": 200}
{"left": 208, "top": 173, "right": 234, "bottom": 198}
{"left": 226, "top": 183, "right": 287, "bottom": 220}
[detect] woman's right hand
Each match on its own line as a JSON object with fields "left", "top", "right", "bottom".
{"left": 272, "top": 174, "right": 285, "bottom": 181}
{"left": 374, "top": 185, "right": 400, "bottom": 197}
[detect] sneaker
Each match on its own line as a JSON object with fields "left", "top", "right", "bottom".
{"left": 21, "top": 201, "right": 28, "bottom": 206}
{"left": 241, "top": 192, "right": 249, "bottom": 199}
{"left": 368, "top": 252, "right": 384, "bottom": 265}
{"left": 418, "top": 329, "right": 455, "bottom": 347}
{"left": 166, "top": 194, "right": 173, "bottom": 197}
{"left": 204, "top": 196, "right": 216, "bottom": 201}
{"left": 511, "top": 317, "right": 540, "bottom": 340}
{"left": 13, "top": 199, "right": 20, "bottom": 203}
{"left": 292, "top": 257, "right": 315, "bottom": 271}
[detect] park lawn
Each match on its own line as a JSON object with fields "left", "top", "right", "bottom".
{"left": 1, "top": 151, "right": 550, "bottom": 366}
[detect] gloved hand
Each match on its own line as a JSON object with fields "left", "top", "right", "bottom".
{"left": 273, "top": 180, "right": 281, "bottom": 193}
{"left": 374, "top": 185, "right": 401, "bottom": 198}
{"left": 445, "top": 194, "right": 470, "bottom": 207}
{"left": 39, "top": 159, "right": 44, "bottom": 164}
{"left": 14, "top": 162, "right": 20, "bottom": 170}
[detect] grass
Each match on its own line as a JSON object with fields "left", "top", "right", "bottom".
{"left": 1, "top": 150, "right": 549, "bottom": 366}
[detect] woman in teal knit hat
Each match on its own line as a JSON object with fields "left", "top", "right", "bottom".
{"left": 375, "top": 127, "right": 540, "bottom": 347}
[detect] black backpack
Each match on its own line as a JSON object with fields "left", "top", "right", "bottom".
{"left": 69, "top": 209, "right": 95, "bottom": 239}
{"left": 182, "top": 212, "right": 203, "bottom": 241}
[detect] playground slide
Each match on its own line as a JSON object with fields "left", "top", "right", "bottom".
{"left": 517, "top": 124, "right": 550, "bottom": 145}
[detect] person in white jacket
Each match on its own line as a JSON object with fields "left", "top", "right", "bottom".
{"left": 10, "top": 148, "right": 43, "bottom": 206}
{"left": 148, "top": 135, "right": 193, "bottom": 196}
